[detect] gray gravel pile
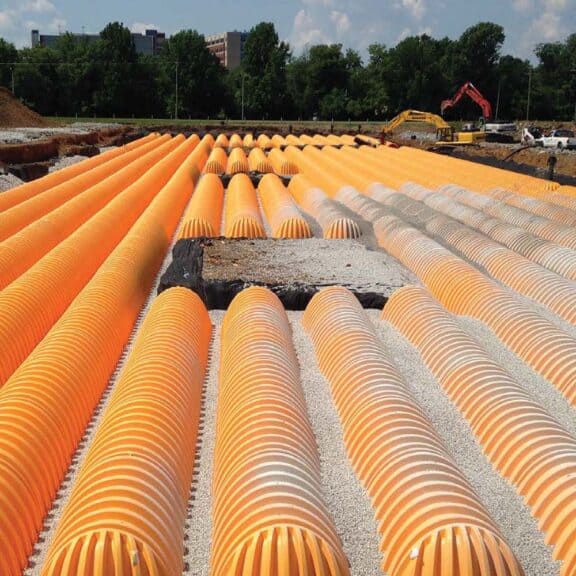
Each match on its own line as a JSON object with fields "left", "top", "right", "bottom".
{"left": 0, "top": 173, "right": 23, "bottom": 192}
{"left": 371, "top": 312, "right": 561, "bottom": 576}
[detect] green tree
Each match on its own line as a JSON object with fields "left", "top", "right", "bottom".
{"left": 161, "top": 30, "right": 228, "bottom": 118}
{"left": 14, "top": 46, "right": 59, "bottom": 115}
{"left": 91, "top": 22, "right": 139, "bottom": 116}
{"left": 0, "top": 38, "right": 18, "bottom": 90}
{"left": 535, "top": 34, "right": 576, "bottom": 119}
{"left": 242, "top": 22, "right": 290, "bottom": 119}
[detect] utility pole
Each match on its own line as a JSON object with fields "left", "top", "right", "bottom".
{"left": 526, "top": 68, "right": 532, "bottom": 122}
{"left": 571, "top": 68, "right": 576, "bottom": 122}
{"left": 495, "top": 77, "right": 501, "bottom": 120}
{"left": 241, "top": 72, "right": 245, "bottom": 121}
{"left": 175, "top": 60, "right": 179, "bottom": 120}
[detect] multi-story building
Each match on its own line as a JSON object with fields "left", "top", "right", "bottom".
{"left": 31, "top": 29, "right": 166, "bottom": 56}
{"left": 205, "top": 31, "right": 248, "bottom": 70}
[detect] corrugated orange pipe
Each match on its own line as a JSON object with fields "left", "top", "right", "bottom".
{"left": 248, "top": 147, "right": 273, "bottom": 173}
{"left": 0, "top": 134, "right": 171, "bottom": 243}
{"left": 204, "top": 146, "right": 228, "bottom": 174}
{"left": 384, "top": 285, "right": 576, "bottom": 576}
{"left": 226, "top": 147, "right": 249, "bottom": 174}
{"left": 224, "top": 173, "right": 266, "bottom": 238}
{"left": 0, "top": 135, "right": 191, "bottom": 388}
{"left": 288, "top": 174, "right": 361, "bottom": 239}
{"left": 402, "top": 183, "right": 576, "bottom": 282}
{"left": 229, "top": 133, "right": 243, "bottom": 148}
{"left": 42, "top": 288, "right": 211, "bottom": 576}
{"left": 258, "top": 173, "right": 312, "bottom": 238}
{"left": 212, "top": 287, "right": 350, "bottom": 575}
{"left": 0, "top": 135, "right": 185, "bottom": 290}
{"left": 0, "top": 133, "right": 158, "bottom": 214}
{"left": 304, "top": 287, "right": 523, "bottom": 576}
{"left": 214, "top": 133, "right": 229, "bottom": 148}
{"left": 268, "top": 148, "right": 299, "bottom": 175}
{"left": 0, "top": 135, "right": 201, "bottom": 576}
{"left": 179, "top": 174, "right": 224, "bottom": 238}
{"left": 257, "top": 134, "right": 272, "bottom": 149}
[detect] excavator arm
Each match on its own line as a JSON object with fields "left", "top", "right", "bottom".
{"left": 441, "top": 81, "right": 492, "bottom": 119}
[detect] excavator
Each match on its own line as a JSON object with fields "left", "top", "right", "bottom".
{"left": 381, "top": 109, "right": 485, "bottom": 146}
{"left": 441, "top": 81, "right": 493, "bottom": 120}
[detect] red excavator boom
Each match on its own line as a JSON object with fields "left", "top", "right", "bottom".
{"left": 441, "top": 81, "right": 493, "bottom": 119}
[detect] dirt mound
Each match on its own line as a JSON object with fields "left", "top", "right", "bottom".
{"left": 0, "top": 87, "right": 53, "bottom": 128}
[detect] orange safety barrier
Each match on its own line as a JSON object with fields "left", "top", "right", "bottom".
{"left": 247, "top": 147, "right": 273, "bottom": 173}
{"left": 42, "top": 288, "right": 211, "bottom": 576}
{"left": 204, "top": 147, "right": 228, "bottom": 174}
{"left": 268, "top": 148, "right": 299, "bottom": 175}
{"left": 256, "top": 134, "right": 272, "bottom": 149}
{"left": 384, "top": 285, "right": 576, "bottom": 576}
{"left": 179, "top": 174, "right": 224, "bottom": 238}
{"left": 0, "top": 136, "right": 201, "bottom": 575}
{"left": 303, "top": 287, "right": 522, "bottom": 576}
{"left": 226, "top": 147, "right": 249, "bottom": 174}
{"left": 229, "top": 133, "right": 243, "bottom": 149}
{"left": 288, "top": 174, "right": 360, "bottom": 239}
{"left": 214, "top": 133, "right": 229, "bottom": 148}
{"left": 0, "top": 133, "right": 158, "bottom": 214}
{"left": 0, "top": 135, "right": 192, "bottom": 388}
{"left": 368, "top": 183, "right": 576, "bottom": 325}
{"left": 0, "top": 134, "right": 171, "bottom": 243}
{"left": 401, "top": 183, "right": 576, "bottom": 282}
{"left": 258, "top": 174, "right": 312, "bottom": 238}
{"left": 212, "top": 287, "right": 350, "bottom": 575}
{"left": 224, "top": 173, "right": 266, "bottom": 238}
{"left": 0, "top": 135, "right": 186, "bottom": 290}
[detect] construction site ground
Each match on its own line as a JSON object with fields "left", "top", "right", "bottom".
{"left": 2, "top": 130, "right": 576, "bottom": 575}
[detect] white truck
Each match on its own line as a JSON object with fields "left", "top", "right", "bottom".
{"left": 523, "top": 127, "right": 576, "bottom": 149}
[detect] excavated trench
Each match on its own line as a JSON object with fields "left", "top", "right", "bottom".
{"left": 159, "top": 238, "right": 417, "bottom": 310}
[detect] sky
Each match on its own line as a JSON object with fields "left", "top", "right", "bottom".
{"left": 0, "top": 0, "right": 574, "bottom": 61}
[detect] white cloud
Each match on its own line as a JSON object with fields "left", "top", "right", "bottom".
{"left": 330, "top": 10, "right": 351, "bottom": 34}
{"left": 290, "top": 8, "right": 332, "bottom": 50}
{"left": 23, "top": 0, "right": 55, "bottom": 13}
{"left": 401, "top": 0, "right": 426, "bottom": 19}
{"left": 0, "top": 10, "right": 16, "bottom": 30}
{"left": 512, "top": 0, "right": 533, "bottom": 11}
{"left": 131, "top": 22, "right": 158, "bottom": 34}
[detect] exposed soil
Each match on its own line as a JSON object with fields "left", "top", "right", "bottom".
{"left": 0, "top": 87, "right": 54, "bottom": 128}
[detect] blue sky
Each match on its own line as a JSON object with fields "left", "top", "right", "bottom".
{"left": 0, "top": 0, "right": 574, "bottom": 60}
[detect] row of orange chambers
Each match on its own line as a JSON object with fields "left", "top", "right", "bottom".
{"left": 1, "top": 131, "right": 575, "bottom": 573}
{"left": 209, "top": 131, "right": 375, "bottom": 150}
{"left": 0, "top": 131, "right": 357, "bottom": 575}
{"left": 15, "top": 279, "right": 576, "bottom": 576}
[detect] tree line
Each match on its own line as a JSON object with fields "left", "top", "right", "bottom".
{"left": 0, "top": 21, "right": 575, "bottom": 121}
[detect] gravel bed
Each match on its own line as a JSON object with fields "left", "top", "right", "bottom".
{"left": 0, "top": 173, "right": 23, "bottom": 192}
{"left": 371, "top": 312, "right": 561, "bottom": 576}
{"left": 290, "top": 312, "right": 383, "bottom": 575}
{"left": 0, "top": 126, "right": 91, "bottom": 144}
{"left": 182, "top": 311, "right": 223, "bottom": 576}
{"left": 48, "top": 155, "right": 87, "bottom": 173}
